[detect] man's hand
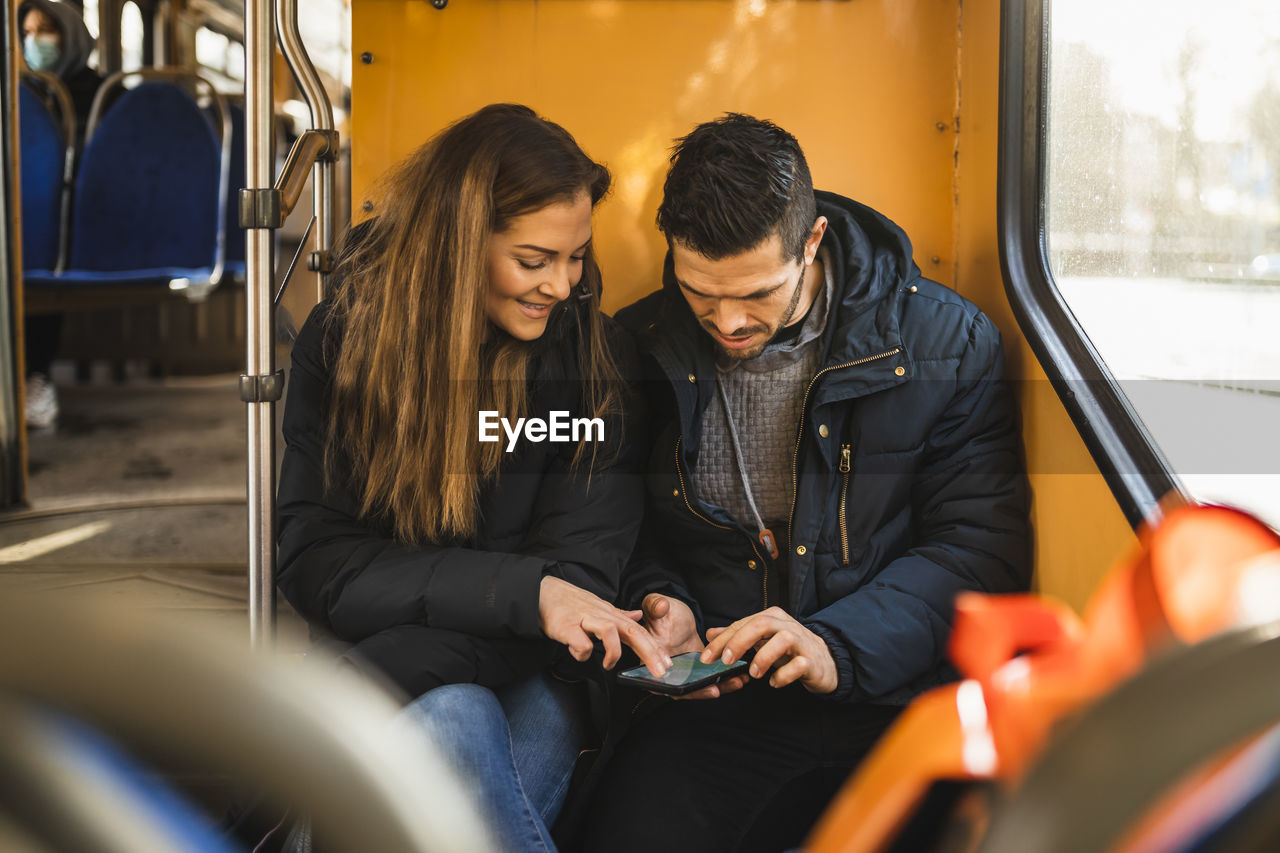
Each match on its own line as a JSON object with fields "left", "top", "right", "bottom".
{"left": 539, "top": 576, "right": 671, "bottom": 677}
{"left": 640, "top": 593, "right": 703, "bottom": 657}
{"left": 640, "top": 593, "right": 749, "bottom": 700}
{"left": 700, "top": 606, "right": 839, "bottom": 695}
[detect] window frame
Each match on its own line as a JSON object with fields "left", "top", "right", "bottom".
{"left": 2, "top": 0, "right": 26, "bottom": 506}
{"left": 996, "top": 0, "right": 1189, "bottom": 528}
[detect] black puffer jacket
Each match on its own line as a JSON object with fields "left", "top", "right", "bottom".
{"left": 277, "top": 295, "right": 645, "bottom": 699}
{"left": 617, "top": 191, "right": 1031, "bottom": 705}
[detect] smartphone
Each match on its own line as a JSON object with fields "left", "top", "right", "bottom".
{"left": 616, "top": 651, "right": 749, "bottom": 696}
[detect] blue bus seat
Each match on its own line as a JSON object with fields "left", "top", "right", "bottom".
{"left": 47, "top": 713, "right": 241, "bottom": 853}
{"left": 223, "top": 101, "right": 246, "bottom": 279}
{"left": 24, "top": 81, "right": 225, "bottom": 294}
{"left": 18, "top": 81, "right": 66, "bottom": 273}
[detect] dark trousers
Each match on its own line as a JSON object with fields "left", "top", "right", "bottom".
{"left": 577, "top": 682, "right": 900, "bottom": 853}
{"left": 25, "top": 314, "right": 63, "bottom": 376}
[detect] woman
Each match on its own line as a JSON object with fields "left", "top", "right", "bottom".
{"left": 276, "top": 104, "right": 667, "bottom": 850}
{"left": 19, "top": 0, "right": 102, "bottom": 139}
{"left": 19, "top": 0, "right": 103, "bottom": 428}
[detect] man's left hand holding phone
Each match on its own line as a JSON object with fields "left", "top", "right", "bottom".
{"left": 627, "top": 593, "right": 753, "bottom": 700}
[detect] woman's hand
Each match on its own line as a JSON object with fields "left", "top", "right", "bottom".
{"left": 538, "top": 576, "right": 672, "bottom": 677}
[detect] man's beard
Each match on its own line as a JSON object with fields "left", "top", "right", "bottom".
{"left": 709, "top": 265, "right": 807, "bottom": 362}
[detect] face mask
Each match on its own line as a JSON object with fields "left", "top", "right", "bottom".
{"left": 23, "top": 33, "right": 61, "bottom": 72}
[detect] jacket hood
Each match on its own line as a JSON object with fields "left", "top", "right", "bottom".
{"left": 20, "top": 0, "right": 95, "bottom": 79}
{"left": 813, "top": 189, "right": 920, "bottom": 314}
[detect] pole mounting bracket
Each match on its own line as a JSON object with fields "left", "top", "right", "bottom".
{"left": 239, "top": 188, "right": 284, "bottom": 229}
{"left": 240, "top": 370, "right": 286, "bottom": 403}
{"left": 315, "top": 129, "right": 341, "bottom": 162}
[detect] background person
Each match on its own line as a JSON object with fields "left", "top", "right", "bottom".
{"left": 581, "top": 114, "right": 1031, "bottom": 852}
{"left": 276, "top": 103, "right": 667, "bottom": 852}
{"left": 18, "top": 0, "right": 102, "bottom": 429}
{"left": 19, "top": 0, "right": 101, "bottom": 148}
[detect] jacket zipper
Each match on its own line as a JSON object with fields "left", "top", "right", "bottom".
{"left": 788, "top": 348, "right": 901, "bottom": 552}
{"left": 674, "top": 436, "right": 769, "bottom": 607}
{"left": 839, "top": 444, "right": 852, "bottom": 565}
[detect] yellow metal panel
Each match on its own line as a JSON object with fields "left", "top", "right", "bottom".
{"left": 351, "top": 0, "right": 1136, "bottom": 612}
{"left": 1021, "top": 372, "right": 1139, "bottom": 608}
{"left": 954, "top": 0, "right": 1133, "bottom": 612}
{"left": 351, "top": 0, "right": 959, "bottom": 311}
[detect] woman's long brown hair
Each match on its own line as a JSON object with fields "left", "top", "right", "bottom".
{"left": 324, "top": 104, "right": 621, "bottom": 545}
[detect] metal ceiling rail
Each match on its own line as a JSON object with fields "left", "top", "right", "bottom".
{"left": 242, "top": 0, "right": 336, "bottom": 648}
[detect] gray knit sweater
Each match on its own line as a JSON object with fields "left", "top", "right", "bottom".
{"left": 693, "top": 251, "right": 834, "bottom": 533}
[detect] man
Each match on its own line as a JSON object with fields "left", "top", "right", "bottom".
{"left": 580, "top": 115, "right": 1030, "bottom": 851}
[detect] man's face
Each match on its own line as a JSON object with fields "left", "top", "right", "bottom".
{"left": 672, "top": 221, "right": 825, "bottom": 361}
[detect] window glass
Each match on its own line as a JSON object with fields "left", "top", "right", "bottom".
{"left": 226, "top": 40, "right": 245, "bottom": 82}
{"left": 299, "top": 0, "right": 352, "bottom": 89}
{"left": 82, "top": 0, "right": 100, "bottom": 68}
{"left": 82, "top": 0, "right": 100, "bottom": 38}
{"left": 1046, "top": 0, "right": 1280, "bottom": 530}
{"left": 121, "top": 0, "right": 144, "bottom": 72}
{"left": 195, "top": 26, "right": 228, "bottom": 75}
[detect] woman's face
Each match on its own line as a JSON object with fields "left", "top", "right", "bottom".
{"left": 22, "top": 8, "right": 63, "bottom": 72}
{"left": 23, "top": 8, "right": 60, "bottom": 42}
{"left": 486, "top": 192, "right": 593, "bottom": 341}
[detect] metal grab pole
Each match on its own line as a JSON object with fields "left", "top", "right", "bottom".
{"left": 277, "top": 0, "right": 336, "bottom": 301}
{"left": 244, "top": 0, "right": 277, "bottom": 649}
{"left": 242, "top": 0, "right": 337, "bottom": 649}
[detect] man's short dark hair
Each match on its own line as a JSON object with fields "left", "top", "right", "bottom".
{"left": 657, "top": 114, "right": 816, "bottom": 263}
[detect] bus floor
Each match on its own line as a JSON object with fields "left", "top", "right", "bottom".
{"left": 0, "top": 372, "right": 309, "bottom": 649}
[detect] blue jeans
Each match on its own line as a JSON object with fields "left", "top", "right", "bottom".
{"left": 402, "top": 671, "right": 590, "bottom": 853}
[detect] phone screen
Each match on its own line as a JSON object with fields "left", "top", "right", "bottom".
{"left": 618, "top": 651, "right": 745, "bottom": 689}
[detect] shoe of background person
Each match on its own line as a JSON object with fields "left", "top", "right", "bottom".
{"left": 25, "top": 373, "right": 59, "bottom": 429}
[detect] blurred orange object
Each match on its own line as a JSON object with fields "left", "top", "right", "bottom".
{"left": 806, "top": 503, "right": 1280, "bottom": 853}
